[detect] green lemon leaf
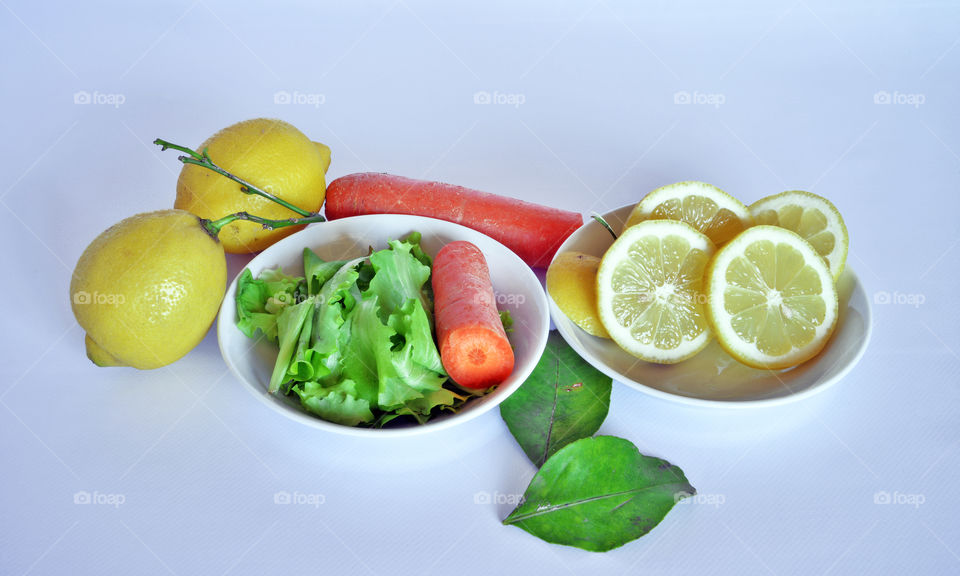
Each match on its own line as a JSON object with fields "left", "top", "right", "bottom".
{"left": 503, "top": 436, "right": 695, "bottom": 552}
{"left": 499, "top": 331, "right": 612, "bottom": 467}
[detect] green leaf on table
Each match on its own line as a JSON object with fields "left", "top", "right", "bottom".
{"left": 499, "top": 331, "right": 612, "bottom": 467}
{"left": 503, "top": 436, "right": 695, "bottom": 552}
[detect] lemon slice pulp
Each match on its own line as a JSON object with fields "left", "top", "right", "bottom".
{"left": 750, "top": 190, "right": 848, "bottom": 280}
{"left": 597, "top": 220, "right": 716, "bottom": 363}
{"left": 625, "top": 181, "right": 752, "bottom": 246}
{"left": 705, "top": 225, "right": 839, "bottom": 369}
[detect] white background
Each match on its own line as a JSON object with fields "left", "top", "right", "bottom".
{"left": 2, "top": 1, "right": 959, "bottom": 574}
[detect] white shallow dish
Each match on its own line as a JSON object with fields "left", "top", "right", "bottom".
{"left": 218, "top": 214, "right": 550, "bottom": 436}
{"left": 549, "top": 205, "right": 872, "bottom": 408}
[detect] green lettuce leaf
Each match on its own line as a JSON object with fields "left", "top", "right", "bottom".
{"left": 259, "top": 267, "right": 303, "bottom": 295}
{"left": 403, "top": 231, "right": 432, "bottom": 267}
{"left": 295, "top": 379, "right": 374, "bottom": 426}
{"left": 303, "top": 248, "right": 348, "bottom": 297}
{"left": 236, "top": 232, "right": 482, "bottom": 429}
{"left": 367, "top": 237, "right": 433, "bottom": 322}
{"left": 339, "top": 294, "right": 393, "bottom": 407}
{"left": 305, "top": 258, "right": 366, "bottom": 386}
{"left": 341, "top": 294, "right": 451, "bottom": 416}
{"left": 235, "top": 268, "right": 303, "bottom": 342}
{"left": 386, "top": 298, "right": 445, "bottom": 374}
{"left": 268, "top": 297, "right": 314, "bottom": 394}
{"left": 287, "top": 302, "right": 333, "bottom": 383}
{"left": 500, "top": 309, "right": 514, "bottom": 333}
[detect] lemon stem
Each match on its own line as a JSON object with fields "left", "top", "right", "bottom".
{"left": 153, "top": 138, "right": 314, "bottom": 217}
{"left": 591, "top": 213, "right": 618, "bottom": 240}
{"left": 201, "top": 211, "right": 326, "bottom": 238}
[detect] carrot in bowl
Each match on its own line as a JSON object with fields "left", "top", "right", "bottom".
{"left": 324, "top": 173, "right": 582, "bottom": 268}
{"left": 431, "top": 241, "right": 515, "bottom": 389}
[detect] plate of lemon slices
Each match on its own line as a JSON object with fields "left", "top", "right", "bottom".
{"left": 546, "top": 182, "right": 872, "bottom": 407}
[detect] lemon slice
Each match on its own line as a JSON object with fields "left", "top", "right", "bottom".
{"left": 749, "top": 190, "right": 848, "bottom": 280}
{"left": 624, "top": 181, "right": 752, "bottom": 246}
{"left": 705, "top": 226, "right": 839, "bottom": 370}
{"left": 596, "top": 220, "right": 716, "bottom": 363}
{"left": 547, "top": 252, "right": 610, "bottom": 338}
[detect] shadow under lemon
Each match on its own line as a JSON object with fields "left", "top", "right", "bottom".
{"left": 622, "top": 269, "right": 866, "bottom": 401}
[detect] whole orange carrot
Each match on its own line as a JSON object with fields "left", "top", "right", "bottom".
{"left": 325, "top": 173, "right": 582, "bottom": 268}
{"left": 431, "top": 241, "right": 514, "bottom": 389}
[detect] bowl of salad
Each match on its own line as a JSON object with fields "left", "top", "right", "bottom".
{"left": 217, "top": 214, "right": 550, "bottom": 436}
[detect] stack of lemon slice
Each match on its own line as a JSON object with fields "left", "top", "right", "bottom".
{"left": 548, "top": 182, "right": 848, "bottom": 370}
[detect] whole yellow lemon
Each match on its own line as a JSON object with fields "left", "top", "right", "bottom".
{"left": 174, "top": 118, "right": 331, "bottom": 253}
{"left": 70, "top": 210, "right": 227, "bottom": 369}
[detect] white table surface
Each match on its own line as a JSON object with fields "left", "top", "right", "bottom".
{"left": 2, "top": 1, "right": 958, "bottom": 574}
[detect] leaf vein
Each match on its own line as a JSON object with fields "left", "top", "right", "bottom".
{"left": 540, "top": 343, "right": 561, "bottom": 466}
{"left": 504, "top": 481, "right": 693, "bottom": 524}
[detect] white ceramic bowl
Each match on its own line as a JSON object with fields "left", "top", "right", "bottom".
{"left": 549, "top": 205, "right": 872, "bottom": 407}
{"left": 218, "top": 214, "right": 550, "bottom": 436}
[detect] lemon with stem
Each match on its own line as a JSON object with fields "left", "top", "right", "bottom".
{"left": 173, "top": 118, "right": 331, "bottom": 254}
{"left": 72, "top": 136, "right": 328, "bottom": 369}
